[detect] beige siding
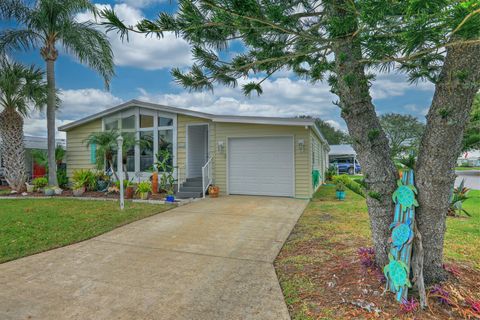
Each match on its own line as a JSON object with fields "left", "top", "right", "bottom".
{"left": 65, "top": 119, "right": 102, "bottom": 177}
{"left": 214, "top": 123, "right": 312, "bottom": 198}
{"left": 176, "top": 115, "right": 213, "bottom": 183}
{"left": 310, "top": 130, "right": 329, "bottom": 186}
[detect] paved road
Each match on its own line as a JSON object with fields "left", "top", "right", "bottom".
{"left": 455, "top": 170, "right": 480, "bottom": 190}
{"left": 0, "top": 196, "right": 307, "bottom": 320}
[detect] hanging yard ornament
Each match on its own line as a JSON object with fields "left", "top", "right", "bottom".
{"left": 384, "top": 170, "right": 418, "bottom": 303}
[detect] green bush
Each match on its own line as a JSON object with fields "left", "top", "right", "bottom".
{"left": 136, "top": 181, "right": 152, "bottom": 194}
{"left": 32, "top": 177, "right": 48, "bottom": 190}
{"left": 57, "top": 168, "right": 69, "bottom": 188}
{"left": 72, "top": 169, "right": 96, "bottom": 191}
{"left": 332, "top": 175, "right": 366, "bottom": 198}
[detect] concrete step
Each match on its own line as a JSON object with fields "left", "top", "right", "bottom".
{"left": 186, "top": 177, "right": 202, "bottom": 183}
{"left": 176, "top": 191, "right": 203, "bottom": 199}
{"left": 179, "top": 186, "right": 203, "bottom": 193}
{"left": 182, "top": 181, "right": 202, "bottom": 188}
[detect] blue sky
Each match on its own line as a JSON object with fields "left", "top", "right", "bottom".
{"left": 4, "top": 0, "right": 435, "bottom": 138}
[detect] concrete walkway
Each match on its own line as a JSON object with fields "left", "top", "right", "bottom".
{"left": 0, "top": 196, "right": 308, "bottom": 320}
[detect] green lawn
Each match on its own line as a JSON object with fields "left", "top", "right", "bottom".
{"left": 455, "top": 166, "right": 480, "bottom": 171}
{"left": 0, "top": 199, "right": 173, "bottom": 263}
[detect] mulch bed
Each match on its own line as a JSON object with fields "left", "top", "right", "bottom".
{"left": 275, "top": 238, "right": 480, "bottom": 319}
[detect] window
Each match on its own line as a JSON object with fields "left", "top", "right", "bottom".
{"left": 122, "top": 115, "right": 135, "bottom": 130}
{"left": 104, "top": 118, "right": 118, "bottom": 130}
{"left": 159, "top": 116, "right": 173, "bottom": 127}
{"left": 140, "top": 115, "right": 154, "bottom": 128}
{"left": 158, "top": 129, "right": 173, "bottom": 168}
{"left": 140, "top": 131, "right": 154, "bottom": 171}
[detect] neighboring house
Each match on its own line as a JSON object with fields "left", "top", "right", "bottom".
{"left": 0, "top": 135, "right": 66, "bottom": 184}
{"left": 328, "top": 144, "right": 361, "bottom": 174}
{"left": 59, "top": 100, "right": 329, "bottom": 198}
{"left": 457, "top": 149, "right": 480, "bottom": 167}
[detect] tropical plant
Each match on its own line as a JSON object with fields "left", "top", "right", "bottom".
{"left": 0, "top": 58, "right": 47, "bottom": 191}
{"left": 102, "top": 0, "right": 480, "bottom": 284}
{"left": 32, "top": 146, "right": 68, "bottom": 187}
{"left": 0, "top": 0, "right": 115, "bottom": 187}
{"left": 55, "top": 145, "right": 65, "bottom": 166}
{"left": 325, "top": 165, "right": 337, "bottom": 181}
{"left": 32, "top": 177, "right": 48, "bottom": 190}
{"left": 71, "top": 169, "right": 96, "bottom": 191}
{"left": 335, "top": 181, "right": 345, "bottom": 192}
{"left": 136, "top": 181, "right": 152, "bottom": 194}
{"left": 57, "top": 167, "right": 68, "bottom": 188}
{"left": 448, "top": 179, "right": 471, "bottom": 217}
{"left": 155, "top": 149, "right": 175, "bottom": 195}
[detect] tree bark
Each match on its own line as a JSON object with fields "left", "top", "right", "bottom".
{"left": 416, "top": 43, "right": 480, "bottom": 284}
{"left": 0, "top": 108, "right": 26, "bottom": 191}
{"left": 327, "top": 0, "right": 398, "bottom": 267}
{"left": 45, "top": 58, "right": 58, "bottom": 186}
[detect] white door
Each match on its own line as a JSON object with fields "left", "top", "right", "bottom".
{"left": 187, "top": 125, "right": 208, "bottom": 178}
{"left": 228, "top": 136, "right": 294, "bottom": 197}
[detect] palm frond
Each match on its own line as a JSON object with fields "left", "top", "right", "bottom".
{"left": 0, "top": 0, "right": 30, "bottom": 22}
{"left": 0, "top": 29, "right": 42, "bottom": 54}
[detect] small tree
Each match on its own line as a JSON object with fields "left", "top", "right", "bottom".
{"left": 0, "top": 58, "right": 47, "bottom": 191}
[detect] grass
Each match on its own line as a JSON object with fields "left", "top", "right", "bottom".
{"left": 455, "top": 166, "right": 480, "bottom": 171}
{"left": 0, "top": 189, "right": 11, "bottom": 195}
{"left": 275, "top": 185, "right": 480, "bottom": 319}
{"left": 0, "top": 198, "right": 173, "bottom": 263}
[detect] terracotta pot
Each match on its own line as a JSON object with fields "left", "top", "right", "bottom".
{"left": 208, "top": 186, "right": 219, "bottom": 198}
{"left": 152, "top": 172, "right": 158, "bottom": 194}
{"left": 125, "top": 186, "right": 135, "bottom": 199}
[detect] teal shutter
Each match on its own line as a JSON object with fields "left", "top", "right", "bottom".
{"left": 90, "top": 143, "right": 96, "bottom": 164}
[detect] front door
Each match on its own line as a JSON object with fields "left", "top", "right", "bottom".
{"left": 187, "top": 124, "right": 208, "bottom": 178}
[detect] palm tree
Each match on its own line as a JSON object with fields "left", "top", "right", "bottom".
{"left": 0, "top": 58, "right": 47, "bottom": 191}
{"left": 0, "top": 0, "right": 115, "bottom": 186}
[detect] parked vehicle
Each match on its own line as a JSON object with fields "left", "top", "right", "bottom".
{"left": 330, "top": 158, "right": 361, "bottom": 175}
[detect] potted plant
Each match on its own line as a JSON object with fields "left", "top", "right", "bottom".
{"left": 125, "top": 181, "right": 135, "bottom": 199}
{"left": 336, "top": 181, "right": 346, "bottom": 200}
{"left": 44, "top": 186, "right": 55, "bottom": 196}
{"left": 136, "top": 181, "right": 151, "bottom": 200}
{"left": 72, "top": 182, "right": 85, "bottom": 197}
{"left": 208, "top": 185, "right": 220, "bottom": 198}
{"left": 32, "top": 177, "right": 48, "bottom": 192}
{"left": 155, "top": 149, "right": 176, "bottom": 202}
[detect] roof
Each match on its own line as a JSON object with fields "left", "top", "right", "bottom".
{"left": 58, "top": 99, "right": 329, "bottom": 146}
{"left": 328, "top": 144, "right": 356, "bottom": 156}
{"left": 0, "top": 136, "right": 66, "bottom": 150}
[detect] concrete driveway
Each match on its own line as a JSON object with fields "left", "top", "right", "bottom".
{"left": 0, "top": 196, "right": 307, "bottom": 320}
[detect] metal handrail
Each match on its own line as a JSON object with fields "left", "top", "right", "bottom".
{"left": 201, "top": 157, "right": 213, "bottom": 198}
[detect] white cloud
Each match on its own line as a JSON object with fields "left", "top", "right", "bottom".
{"left": 76, "top": 4, "right": 192, "bottom": 70}
{"left": 371, "top": 73, "right": 434, "bottom": 100}
{"left": 325, "top": 119, "right": 342, "bottom": 131}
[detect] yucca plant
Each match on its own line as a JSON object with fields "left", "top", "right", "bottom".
{"left": 0, "top": 58, "right": 47, "bottom": 191}
{"left": 448, "top": 179, "right": 471, "bottom": 217}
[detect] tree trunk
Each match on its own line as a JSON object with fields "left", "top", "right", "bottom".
{"left": 416, "top": 43, "right": 480, "bottom": 284}
{"left": 0, "top": 108, "right": 26, "bottom": 191}
{"left": 327, "top": 0, "right": 398, "bottom": 267}
{"left": 46, "top": 58, "right": 58, "bottom": 186}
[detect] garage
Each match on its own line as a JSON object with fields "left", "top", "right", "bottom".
{"left": 228, "top": 136, "right": 295, "bottom": 197}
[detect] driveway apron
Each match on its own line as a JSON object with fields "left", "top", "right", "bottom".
{"left": 0, "top": 196, "right": 307, "bottom": 320}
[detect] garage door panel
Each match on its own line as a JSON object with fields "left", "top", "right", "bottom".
{"left": 228, "top": 137, "right": 294, "bottom": 197}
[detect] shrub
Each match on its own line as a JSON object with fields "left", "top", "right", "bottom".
{"left": 326, "top": 165, "right": 337, "bottom": 181}
{"left": 136, "top": 181, "right": 152, "bottom": 194}
{"left": 332, "top": 174, "right": 366, "bottom": 198}
{"left": 72, "top": 169, "right": 96, "bottom": 191}
{"left": 32, "top": 177, "right": 48, "bottom": 190}
{"left": 57, "top": 168, "right": 69, "bottom": 188}
{"left": 448, "top": 179, "right": 471, "bottom": 217}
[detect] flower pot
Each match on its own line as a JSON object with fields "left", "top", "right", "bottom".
{"left": 44, "top": 188, "right": 55, "bottom": 196}
{"left": 208, "top": 186, "right": 219, "bottom": 198}
{"left": 54, "top": 188, "right": 63, "bottom": 195}
{"left": 140, "top": 192, "right": 149, "bottom": 200}
{"left": 97, "top": 180, "right": 108, "bottom": 192}
{"left": 25, "top": 184, "right": 34, "bottom": 193}
{"left": 166, "top": 194, "right": 175, "bottom": 203}
{"left": 73, "top": 188, "right": 85, "bottom": 197}
{"left": 336, "top": 190, "right": 345, "bottom": 200}
{"left": 125, "top": 186, "right": 135, "bottom": 199}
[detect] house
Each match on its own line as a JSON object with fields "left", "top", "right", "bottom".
{"left": 58, "top": 100, "right": 329, "bottom": 198}
{"left": 328, "top": 144, "right": 360, "bottom": 175}
{"left": 0, "top": 135, "right": 66, "bottom": 185}
{"left": 457, "top": 150, "right": 480, "bottom": 167}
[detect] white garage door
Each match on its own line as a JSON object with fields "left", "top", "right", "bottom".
{"left": 228, "top": 136, "right": 294, "bottom": 197}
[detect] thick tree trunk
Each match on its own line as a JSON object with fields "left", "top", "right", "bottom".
{"left": 327, "top": 0, "right": 398, "bottom": 267}
{"left": 46, "top": 58, "right": 58, "bottom": 186}
{"left": 416, "top": 43, "right": 480, "bottom": 284}
{"left": 0, "top": 108, "right": 26, "bottom": 191}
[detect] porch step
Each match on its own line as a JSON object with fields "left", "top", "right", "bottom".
{"left": 179, "top": 186, "right": 203, "bottom": 193}
{"left": 176, "top": 191, "right": 203, "bottom": 199}
{"left": 182, "top": 181, "right": 203, "bottom": 188}
{"left": 186, "top": 177, "right": 202, "bottom": 182}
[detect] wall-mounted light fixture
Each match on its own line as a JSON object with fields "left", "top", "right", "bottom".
{"left": 297, "top": 139, "right": 305, "bottom": 152}
{"left": 217, "top": 140, "right": 225, "bottom": 153}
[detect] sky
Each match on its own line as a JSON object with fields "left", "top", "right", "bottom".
{"left": 3, "top": 0, "right": 436, "bottom": 139}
